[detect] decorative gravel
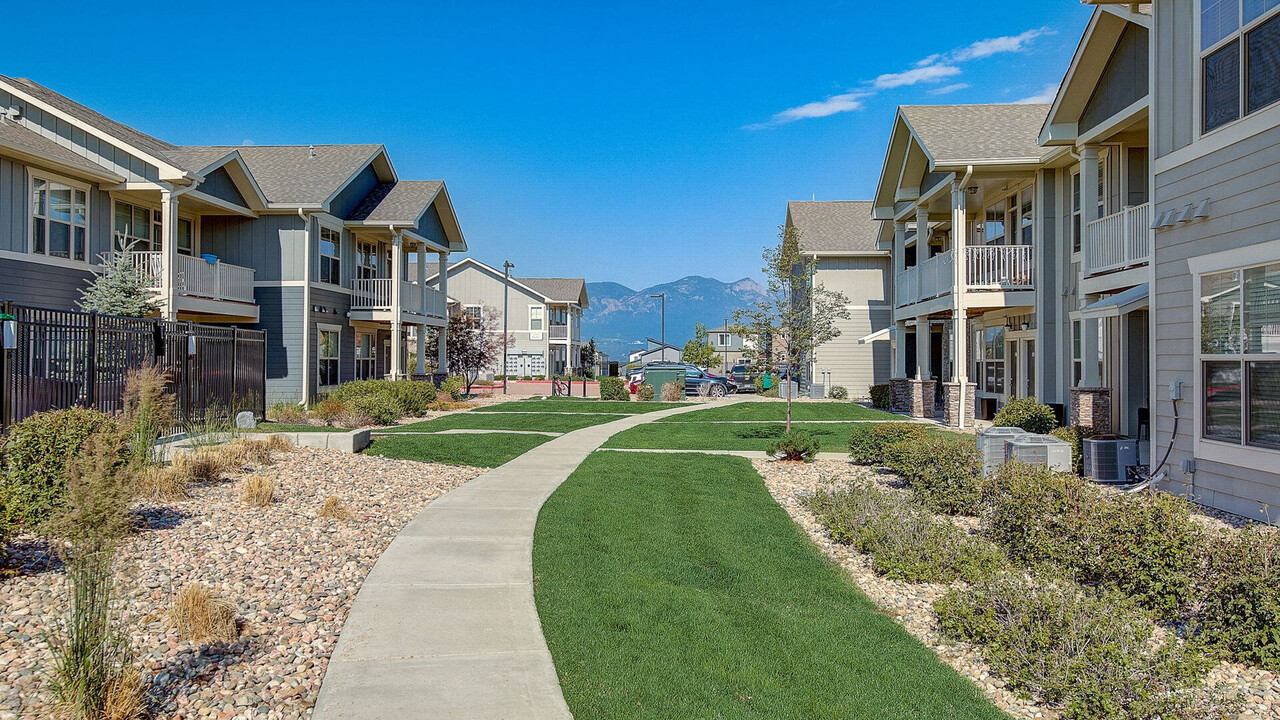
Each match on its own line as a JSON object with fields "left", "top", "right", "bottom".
{"left": 754, "top": 458, "right": 1280, "bottom": 720}
{"left": 0, "top": 448, "right": 483, "bottom": 720}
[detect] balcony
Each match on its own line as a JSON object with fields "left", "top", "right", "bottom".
{"left": 549, "top": 324, "right": 569, "bottom": 340}
{"left": 895, "top": 245, "right": 1034, "bottom": 310}
{"left": 1085, "top": 203, "right": 1151, "bottom": 278}
{"left": 352, "top": 278, "right": 447, "bottom": 322}
{"left": 110, "top": 249, "right": 256, "bottom": 305}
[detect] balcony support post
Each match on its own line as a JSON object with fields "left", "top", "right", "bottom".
{"left": 416, "top": 247, "right": 427, "bottom": 376}
{"left": 950, "top": 176, "right": 971, "bottom": 429}
{"left": 915, "top": 206, "right": 930, "bottom": 257}
{"left": 390, "top": 233, "right": 404, "bottom": 379}
{"left": 915, "top": 316, "right": 931, "bottom": 380}
{"left": 437, "top": 251, "right": 449, "bottom": 374}
{"left": 893, "top": 221, "right": 906, "bottom": 274}
{"left": 160, "top": 190, "right": 179, "bottom": 321}
{"left": 893, "top": 320, "right": 908, "bottom": 379}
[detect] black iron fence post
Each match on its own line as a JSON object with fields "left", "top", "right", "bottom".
{"left": 1, "top": 300, "right": 13, "bottom": 431}
{"left": 86, "top": 310, "right": 99, "bottom": 410}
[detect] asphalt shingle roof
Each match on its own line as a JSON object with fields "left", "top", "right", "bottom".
{"left": 901, "top": 104, "right": 1051, "bottom": 164}
{"left": 786, "top": 201, "right": 880, "bottom": 254}
{"left": 180, "top": 144, "right": 383, "bottom": 205}
{"left": 0, "top": 119, "right": 124, "bottom": 179}
{"left": 163, "top": 147, "right": 240, "bottom": 174}
{"left": 346, "top": 180, "right": 443, "bottom": 223}
{"left": 519, "top": 278, "right": 588, "bottom": 306}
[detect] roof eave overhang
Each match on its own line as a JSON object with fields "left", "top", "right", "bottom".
{"left": 0, "top": 137, "right": 126, "bottom": 184}
{"left": 320, "top": 146, "right": 396, "bottom": 214}
{"left": 1041, "top": 8, "right": 1148, "bottom": 143}
{"left": 191, "top": 151, "right": 270, "bottom": 211}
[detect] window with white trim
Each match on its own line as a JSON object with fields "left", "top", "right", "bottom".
{"left": 319, "top": 226, "right": 341, "bottom": 285}
{"left": 981, "top": 326, "right": 1006, "bottom": 394}
{"left": 529, "top": 305, "right": 544, "bottom": 331}
{"left": 1199, "top": 262, "right": 1280, "bottom": 449}
{"left": 1071, "top": 170, "right": 1082, "bottom": 253}
{"left": 32, "top": 175, "right": 88, "bottom": 261}
{"left": 464, "top": 305, "right": 482, "bottom": 321}
{"left": 355, "top": 332, "right": 377, "bottom": 380}
{"left": 318, "top": 329, "right": 341, "bottom": 388}
{"left": 356, "top": 240, "right": 379, "bottom": 280}
{"left": 1201, "top": 0, "right": 1280, "bottom": 133}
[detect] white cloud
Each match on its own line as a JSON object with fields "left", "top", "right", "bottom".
{"left": 928, "top": 82, "right": 971, "bottom": 96}
{"left": 952, "top": 28, "right": 1051, "bottom": 62}
{"left": 873, "top": 64, "right": 962, "bottom": 90}
{"left": 1015, "top": 82, "right": 1060, "bottom": 104}
{"left": 745, "top": 91, "right": 872, "bottom": 129}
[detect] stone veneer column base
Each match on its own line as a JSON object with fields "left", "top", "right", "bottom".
{"left": 941, "top": 382, "right": 977, "bottom": 428}
{"left": 890, "top": 378, "right": 912, "bottom": 413}
{"left": 1069, "top": 387, "right": 1113, "bottom": 434}
{"left": 906, "top": 379, "right": 936, "bottom": 419}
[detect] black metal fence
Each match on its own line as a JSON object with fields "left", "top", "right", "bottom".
{"left": 0, "top": 301, "right": 266, "bottom": 431}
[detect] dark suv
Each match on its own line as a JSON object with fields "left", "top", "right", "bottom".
{"left": 729, "top": 363, "right": 758, "bottom": 392}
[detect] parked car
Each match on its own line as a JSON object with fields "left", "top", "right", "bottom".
{"left": 630, "top": 362, "right": 733, "bottom": 398}
{"left": 729, "top": 363, "right": 758, "bottom": 391}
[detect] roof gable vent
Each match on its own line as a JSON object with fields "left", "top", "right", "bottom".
{"left": 308, "top": 145, "right": 316, "bottom": 158}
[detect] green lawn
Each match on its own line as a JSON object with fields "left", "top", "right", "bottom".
{"left": 473, "top": 399, "right": 688, "bottom": 414}
{"left": 603, "top": 421, "right": 861, "bottom": 453}
{"left": 533, "top": 452, "right": 1005, "bottom": 719}
{"left": 660, "top": 401, "right": 897, "bottom": 422}
{"left": 254, "top": 422, "right": 349, "bottom": 433}
{"left": 382, "top": 412, "right": 618, "bottom": 434}
{"left": 364, "top": 432, "right": 551, "bottom": 467}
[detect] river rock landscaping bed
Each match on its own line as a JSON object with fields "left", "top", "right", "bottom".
{"left": 0, "top": 447, "right": 483, "bottom": 720}
{"left": 755, "top": 458, "right": 1280, "bottom": 720}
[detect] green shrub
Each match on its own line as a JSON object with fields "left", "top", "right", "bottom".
{"left": 806, "top": 485, "right": 1003, "bottom": 584}
{"left": 869, "top": 383, "right": 891, "bottom": 410}
{"left": 440, "top": 375, "right": 466, "bottom": 401}
{"left": 266, "top": 402, "right": 306, "bottom": 424}
{"left": 767, "top": 430, "right": 819, "bottom": 462}
{"left": 599, "top": 377, "right": 628, "bottom": 401}
{"left": 1, "top": 408, "right": 117, "bottom": 531}
{"left": 984, "top": 463, "right": 1202, "bottom": 617}
{"left": 753, "top": 375, "right": 780, "bottom": 398}
{"left": 1050, "top": 425, "right": 1096, "bottom": 476}
{"left": 347, "top": 393, "right": 401, "bottom": 426}
{"left": 312, "top": 396, "right": 346, "bottom": 425}
{"left": 330, "top": 379, "right": 436, "bottom": 419}
{"left": 1196, "top": 526, "right": 1280, "bottom": 669}
{"left": 848, "top": 422, "right": 928, "bottom": 465}
{"left": 828, "top": 385, "right": 848, "bottom": 400}
{"left": 936, "top": 574, "right": 1224, "bottom": 720}
{"left": 992, "top": 396, "right": 1057, "bottom": 434}
{"left": 887, "top": 433, "right": 987, "bottom": 516}
{"left": 637, "top": 383, "right": 655, "bottom": 401}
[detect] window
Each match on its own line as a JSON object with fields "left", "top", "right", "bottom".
{"left": 32, "top": 176, "right": 88, "bottom": 261}
{"left": 464, "top": 305, "right": 482, "bottom": 321}
{"left": 1201, "top": 0, "right": 1280, "bottom": 132}
{"left": 113, "top": 201, "right": 153, "bottom": 251}
{"left": 1020, "top": 187, "right": 1034, "bottom": 245}
{"left": 1071, "top": 170, "right": 1082, "bottom": 253}
{"left": 717, "top": 333, "right": 730, "bottom": 347}
{"left": 984, "top": 198, "right": 1006, "bottom": 245}
{"left": 318, "top": 329, "right": 340, "bottom": 388}
{"left": 355, "top": 332, "right": 377, "bottom": 380}
{"left": 176, "top": 218, "right": 193, "bottom": 255}
{"left": 1199, "top": 262, "right": 1280, "bottom": 449}
{"left": 982, "top": 326, "right": 1006, "bottom": 394}
{"left": 356, "top": 241, "right": 379, "bottom": 280}
{"left": 1072, "top": 321, "right": 1083, "bottom": 386}
{"left": 319, "top": 226, "right": 341, "bottom": 285}
{"left": 529, "top": 305, "right": 544, "bottom": 331}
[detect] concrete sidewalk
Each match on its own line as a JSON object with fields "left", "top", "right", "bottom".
{"left": 313, "top": 400, "right": 731, "bottom": 720}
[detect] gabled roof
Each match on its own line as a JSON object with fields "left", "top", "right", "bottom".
{"left": 0, "top": 118, "right": 125, "bottom": 183}
{"left": 900, "top": 104, "right": 1051, "bottom": 165}
{"left": 0, "top": 76, "right": 193, "bottom": 177}
{"left": 347, "top": 180, "right": 444, "bottom": 223}
{"left": 520, "top": 278, "right": 589, "bottom": 307}
{"left": 785, "top": 200, "right": 882, "bottom": 255}
{"left": 179, "top": 144, "right": 392, "bottom": 207}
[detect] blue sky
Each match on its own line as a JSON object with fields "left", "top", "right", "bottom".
{"left": 6, "top": 1, "right": 1089, "bottom": 289}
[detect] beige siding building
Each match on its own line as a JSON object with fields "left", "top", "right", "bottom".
{"left": 785, "top": 201, "right": 892, "bottom": 399}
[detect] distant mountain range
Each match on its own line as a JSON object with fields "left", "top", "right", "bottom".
{"left": 583, "top": 276, "right": 769, "bottom": 359}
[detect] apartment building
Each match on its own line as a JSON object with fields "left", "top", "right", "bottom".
{"left": 0, "top": 75, "right": 466, "bottom": 406}
{"left": 426, "top": 258, "right": 588, "bottom": 378}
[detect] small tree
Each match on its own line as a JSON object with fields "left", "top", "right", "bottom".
{"left": 681, "top": 323, "right": 718, "bottom": 369}
{"left": 579, "top": 339, "right": 599, "bottom": 378}
{"left": 732, "top": 226, "right": 850, "bottom": 430}
{"left": 78, "top": 240, "right": 162, "bottom": 318}
{"left": 427, "top": 306, "right": 510, "bottom": 395}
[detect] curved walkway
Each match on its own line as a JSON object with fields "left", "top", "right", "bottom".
{"left": 313, "top": 400, "right": 730, "bottom": 720}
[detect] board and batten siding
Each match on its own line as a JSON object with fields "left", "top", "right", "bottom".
{"left": 200, "top": 214, "right": 306, "bottom": 282}
{"left": 197, "top": 166, "right": 250, "bottom": 210}
{"left": 1153, "top": 0, "right": 1197, "bottom": 157}
{"left": 812, "top": 255, "right": 892, "bottom": 398}
{"left": 1152, "top": 119, "right": 1280, "bottom": 521}
{"left": 254, "top": 285, "right": 305, "bottom": 405}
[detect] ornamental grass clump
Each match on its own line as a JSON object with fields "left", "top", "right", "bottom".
{"left": 240, "top": 475, "right": 276, "bottom": 507}
{"left": 170, "top": 583, "right": 239, "bottom": 645}
{"left": 266, "top": 402, "right": 307, "bottom": 424}
{"left": 847, "top": 421, "right": 928, "bottom": 465}
{"left": 935, "top": 573, "right": 1230, "bottom": 720}
{"left": 136, "top": 465, "right": 187, "bottom": 501}
{"left": 805, "top": 484, "right": 1003, "bottom": 584}
{"left": 767, "top": 430, "right": 819, "bottom": 462}
{"left": 120, "top": 365, "right": 176, "bottom": 467}
{"left": 172, "top": 448, "right": 227, "bottom": 485}
{"left": 318, "top": 495, "right": 354, "bottom": 521}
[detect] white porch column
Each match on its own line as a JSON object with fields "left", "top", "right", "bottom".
{"left": 893, "top": 320, "right": 909, "bottom": 378}
{"left": 915, "top": 206, "right": 930, "bottom": 259}
{"left": 893, "top": 221, "right": 906, "bottom": 274}
{"left": 159, "top": 190, "right": 179, "bottom": 320}
{"left": 390, "top": 233, "right": 404, "bottom": 379}
{"left": 1079, "top": 145, "right": 1103, "bottom": 388}
{"left": 951, "top": 180, "right": 970, "bottom": 428}
{"left": 915, "top": 316, "right": 931, "bottom": 380}
{"left": 437, "top": 251, "right": 448, "bottom": 374}
{"left": 416, "top": 248, "right": 427, "bottom": 375}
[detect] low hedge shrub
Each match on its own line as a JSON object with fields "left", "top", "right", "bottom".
{"left": 805, "top": 485, "right": 1003, "bottom": 584}
{"left": 637, "top": 383, "right": 655, "bottom": 401}
{"left": 439, "top": 376, "right": 466, "bottom": 402}
{"left": 1196, "top": 526, "right": 1280, "bottom": 670}
{"left": 847, "top": 422, "right": 928, "bottom": 465}
{"left": 992, "top": 396, "right": 1057, "bottom": 434}
{"left": 598, "top": 377, "right": 628, "bottom": 401}
{"left": 884, "top": 433, "right": 987, "bottom": 516}
{"left": 660, "top": 381, "right": 683, "bottom": 402}
{"left": 0, "top": 408, "right": 118, "bottom": 531}
{"left": 266, "top": 402, "right": 306, "bottom": 424}
{"left": 767, "top": 430, "right": 819, "bottom": 462}
{"left": 869, "top": 383, "right": 891, "bottom": 410}
{"left": 936, "top": 573, "right": 1224, "bottom": 720}
{"left": 827, "top": 385, "right": 848, "bottom": 400}
{"left": 347, "top": 393, "right": 402, "bottom": 426}
{"left": 329, "top": 379, "right": 437, "bottom": 420}
{"left": 984, "top": 462, "right": 1201, "bottom": 617}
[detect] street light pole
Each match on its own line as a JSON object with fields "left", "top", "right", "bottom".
{"left": 502, "top": 260, "right": 514, "bottom": 394}
{"left": 723, "top": 316, "right": 729, "bottom": 373}
{"left": 649, "top": 292, "right": 666, "bottom": 357}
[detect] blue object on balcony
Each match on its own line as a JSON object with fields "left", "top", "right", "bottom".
{"left": 201, "top": 253, "right": 219, "bottom": 264}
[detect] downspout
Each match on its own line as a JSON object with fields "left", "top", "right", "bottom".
{"left": 956, "top": 165, "right": 973, "bottom": 430}
{"left": 299, "top": 208, "right": 312, "bottom": 406}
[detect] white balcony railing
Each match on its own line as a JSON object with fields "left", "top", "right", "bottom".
{"left": 1085, "top": 203, "right": 1151, "bottom": 277}
{"left": 549, "top": 324, "right": 569, "bottom": 340}
{"left": 920, "top": 250, "right": 955, "bottom": 300}
{"left": 353, "top": 278, "right": 394, "bottom": 310}
{"left": 106, "top": 247, "right": 255, "bottom": 304}
{"left": 424, "top": 286, "right": 446, "bottom": 319}
{"left": 965, "top": 245, "right": 1034, "bottom": 289}
{"left": 354, "top": 278, "right": 448, "bottom": 321}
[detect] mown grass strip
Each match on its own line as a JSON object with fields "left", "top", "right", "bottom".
{"left": 603, "top": 421, "right": 863, "bottom": 453}
{"left": 364, "top": 432, "right": 551, "bottom": 467}
{"left": 658, "top": 401, "right": 897, "bottom": 422}
{"left": 383, "top": 412, "right": 618, "bottom": 434}
{"left": 472, "top": 399, "right": 688, "bottom": 414}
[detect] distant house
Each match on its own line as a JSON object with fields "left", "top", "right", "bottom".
{"left": 784, "top": 200, "right": 892, "bottom": 399}
{"left": 426, "top": 258, "right": 588, "bottom": 378}
{"left": 628, "top": 338, "right": 681, "bottom": 366}
{"left": 704, "top": 324, "right": 750, "bottom": 372}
